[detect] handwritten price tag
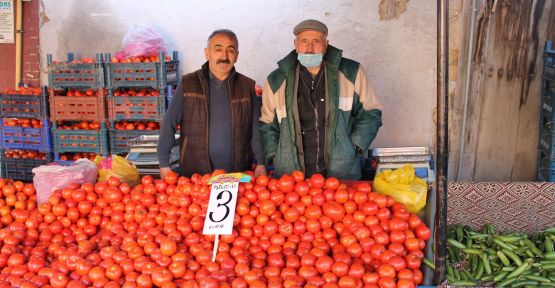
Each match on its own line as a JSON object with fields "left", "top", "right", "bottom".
{"left": 202, "top": 181, "right": 238, "bottom": 235}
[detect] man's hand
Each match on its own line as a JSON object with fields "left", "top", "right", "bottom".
{"left": 160, "top": 167, "right": 172, "bottom": 180}
{"left": 254, "top": 165, "right": 267, "bottom": 177}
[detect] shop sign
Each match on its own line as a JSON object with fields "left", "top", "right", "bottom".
{"left": 0, "top": 0, "right": 14, "bottom": 44}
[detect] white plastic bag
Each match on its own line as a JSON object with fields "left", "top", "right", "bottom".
{"left": 122, "top": 24, "right": 166, "bottom": 58}
{"left": 32, "top": 159, "right": 98, "bottom": 205}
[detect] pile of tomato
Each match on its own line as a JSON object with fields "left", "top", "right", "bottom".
{"left": 3, "top": 150, "right": 48, "bottom": 160}
{"left": 2, "top": 118, "right": 44, "bottom": 129}
{"left": 0, "top": 171, "right": 430, "bottom": 288}
{"left": 113, "top": 121, "right": 160, "bottom": 131}
{"left": 55, "top": 121, "right": 102, "bottom": 131}
{"left": 112, "top": 88, "right": 162, "bottom": 97}
{"left": 1, "top": 87, "right": 42, "bottom": 96}
{"left": 57, "top": 153, "right": 98, "bottom": 162}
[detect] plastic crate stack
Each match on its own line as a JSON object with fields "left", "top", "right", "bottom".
{"left": 105, "top": 51, "right": 179, "bottom": 154}
{"left": 0, "top": 87, "right": 52, "bottom": 181}
{"left": 47, "top": 53, "right": 110, "bottom": 162}
{"left": 537, "top": 40, "right": 555, "bottom": 181}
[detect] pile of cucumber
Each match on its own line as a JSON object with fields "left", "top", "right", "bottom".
{"left": 447, "top": 224, "right": 555, "bottom": 287}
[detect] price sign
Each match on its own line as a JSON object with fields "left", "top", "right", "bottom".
{"left": 0, "top": 0, "right": 14, "bottom": 44}
{"left": 202, "top": 181, "right": 238, "bottom": 235}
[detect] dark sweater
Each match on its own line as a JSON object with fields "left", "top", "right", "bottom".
{"left": 157, "top": 72, "right": 264, "bottom": 170}
{"left": 208, "top": 71, "right": 232, "bottom": 170}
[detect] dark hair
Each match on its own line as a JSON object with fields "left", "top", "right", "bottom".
{"left": 207, "top": 29, "right": 239, "bottom": 50}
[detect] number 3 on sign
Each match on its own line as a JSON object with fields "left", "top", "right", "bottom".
{"left": 203, "top": 181, "right": 239, "bottom": 235}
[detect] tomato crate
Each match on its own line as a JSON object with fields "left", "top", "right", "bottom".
{"left": 49, "top": 90, "right": 108, "bottom": 122}
{"left": 109, "top": 128, "right": 159, "bottom": 154}
{"left": 0, "top": 118, "right": 52, "bottom": 152}
{"left": 52, "top": 122, "right": 109, "bottom": 155}
{"left": 0, "top": 152, "right": 53, "bottom": 181}
{"left": 106, "top": 51, "right": 179, "bottom": 89}
{"left": 47, "top": 53, "right": 106, "bottom": 88}
{"left": 108, "top": 94, "right": 166, "bottom": 122}
{"left": 0, "top": 90, "right": 49, "bottom": 118}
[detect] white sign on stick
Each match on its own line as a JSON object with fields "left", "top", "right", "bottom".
{"left": 202, "top": 181, "right": 238, "bottom": 235}
{"left": 0, "top": 0, "right": 14, "bottom": 44}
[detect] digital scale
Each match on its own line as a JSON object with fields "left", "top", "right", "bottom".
{"left": 372, "top": 146, "right": 434, "bottom": 182}
{"left": 125, "top": 134, "right": 180, "bottom": 176}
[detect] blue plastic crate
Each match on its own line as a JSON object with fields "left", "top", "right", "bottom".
{"left": 106, "top": 51, "right": 179, "bottom": 89}
{"left": 1, "top": 152, "right": 53, "bottom": 181}
{"left": 47, "top": 53, "right": 106, "bottom": 88}
{"left": 536, "top": 157, "right": 555, "bottom": 181}
{"left": 0, "top": 118, "right": 52, "bottom": 152}
{"left": 109, "top": 128, "right": 159, "bottom": 154}
{"left": 107, "top": 92, "right": 166, "bottom": 122}
{"left": 0, "top": 90, "right": 49, "bottom": 118}
{"left": 52, "top": 122, "right": 109, "bottom": 155}
{"left": 545, "top": 40, "right": 554, "bottom": 80}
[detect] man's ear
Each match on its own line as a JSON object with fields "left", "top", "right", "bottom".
{"left": 204, "top": 47, "right": 209, "bottom": 61}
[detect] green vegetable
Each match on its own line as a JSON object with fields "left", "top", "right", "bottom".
{"left": 481, "top": 253, "right": 492, "bottom": 275}
{"left": 463, "top": 248, "right": 483, "bottom": 255}
{"left": 503, "top": 248, "right": 524, "bottom": 266}
{"left": 497, "top": 250, "right": 511, "bottom": 266}
{"left": 506, "top": 258, "right": 533, "bottom": 279}
{"left": 494, "top": 237, "right": 515, "bottom": 251}
{"left": 423, "top": 257, "right": 435, "bottom": 270}
{"left": 448, "top": 280, "right": 477, "bottom": 287}
{"left": 448, "top": 238, "right": 467, "bottom": 249}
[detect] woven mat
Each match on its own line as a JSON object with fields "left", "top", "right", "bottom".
{"left": 447, "top": 182, "right": 555, "bottom": 234}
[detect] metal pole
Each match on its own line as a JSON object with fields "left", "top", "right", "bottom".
{"left": 435, "top": 0, "right": 449, "bottom": 284}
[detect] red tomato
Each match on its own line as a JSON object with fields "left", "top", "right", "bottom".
{"left": 322, "top": 201, "right": 345, "bottom": 221}
{"left": 278, "top": 175, "right": 295, "bottom": 193}
{"left": 377, "top": 264, "right": 396, "bottom": 278}
{"left": 415, "top": 225, "right": 431, "bottom": 241}
{"left": 404, "top": 254, "right": 422, "bottom": 270}
{"left": 291, "top": 170, "right": 305, "bottom": 182}
{"left": 309, "top": 174, "right": 325, "bottom": 188}
{"left": 324, "top": 177, "right": 340, "bottom": 190}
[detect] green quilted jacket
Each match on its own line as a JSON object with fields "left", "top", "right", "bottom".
{"left": 259, "top": 45, "right": 383, "bottom": 179}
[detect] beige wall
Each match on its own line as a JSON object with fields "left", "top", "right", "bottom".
{"left": 39, "top": 0, "right": 437, "bottom": 151}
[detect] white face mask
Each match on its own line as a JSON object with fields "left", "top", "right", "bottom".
{"left": 297, "top": 53, "right": 323, "bottom": 68}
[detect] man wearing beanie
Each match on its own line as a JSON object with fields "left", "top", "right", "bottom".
{"left": 259, "top": 19, "right": 383, "bottom": 179}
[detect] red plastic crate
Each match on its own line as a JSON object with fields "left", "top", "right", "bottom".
{"left": 108, "top": 95, "right": 166, "bottom": 122}
{"left": 49, "top": 89, "right": 108, "bottom": 122}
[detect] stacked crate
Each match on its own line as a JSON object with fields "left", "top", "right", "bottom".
{"left": 106, "top": 51, "right": 179, "bottom": 154}
{"left": 47, "top": 53, "right": 109, "bottom": 161}
{"left": 0, "top": 87, "right": 52, "bottom": 181}
{"left": 537, "top": 40, "right": 555, "bottom": 181}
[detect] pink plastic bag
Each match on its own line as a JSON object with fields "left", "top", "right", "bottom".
{"left": 32, "top": 159, "right": 98, "bottom": 205}
{"left": 122, "top": 24, "right": 166, "bottom": 58}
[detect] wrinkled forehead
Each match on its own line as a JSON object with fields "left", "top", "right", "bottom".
{"left": 208, "top": 34, "right": 237, "bottom": 49}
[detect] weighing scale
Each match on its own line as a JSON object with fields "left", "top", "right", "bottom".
{"left": 125, "top": 134, "right": 180, "bottom": 176}
{"left": 371, "top": 146, "right": 434, "bottom": 182}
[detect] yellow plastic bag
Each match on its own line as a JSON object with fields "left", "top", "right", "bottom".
{"left": 94, "top": 155, "right": 139, "bottom": 186}
{"left": 373, "top": 164, "right": 427, "bottom": 213}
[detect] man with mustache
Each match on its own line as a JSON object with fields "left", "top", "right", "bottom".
{"left": 158, "top": 29, "right": 266, "bottom": 178}
{"left": 260, "top": 19, "right": 383, "bottom": 179}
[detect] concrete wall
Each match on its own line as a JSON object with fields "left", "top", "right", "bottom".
{"left": 39, "top": 0, "right": 437, "bottom": 150}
